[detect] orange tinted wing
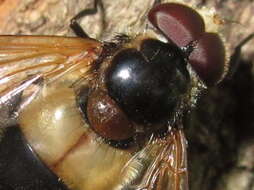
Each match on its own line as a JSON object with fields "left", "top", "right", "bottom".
{"left": 120, "top": 128, "right": 189, "bottom": 190}
{"left": 0, "top": 35, "right": 102, "bottom": 94}
{"left": 0, "top": 35, "right": 101, "bottom": 128}
{"left": 157, "top": 129, "right": 189, "bottom": 190}
{"left": 135, "top": 129, "right": 189, "bottom": 190}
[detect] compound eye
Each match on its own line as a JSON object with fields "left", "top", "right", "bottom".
{"left": 148, "top": 3, "right": 226, "bottom": 86}
{"left": 148, "top": 3, "right": 205, "bottom": 47}
{"left": 189, "top": 33, "right": 225, "bottom": 86}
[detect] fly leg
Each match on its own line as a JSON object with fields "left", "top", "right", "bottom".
{"left": 70, "top": 0, "right": 105, "bottom": 38}
{"left": 153, "top": 0, "right": 162, "bottom": 6}
{"left": 226, "top": 33, "right": 254, "bottom": 79}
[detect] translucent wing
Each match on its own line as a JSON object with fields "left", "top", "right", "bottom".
{"left": 119, "top": 128, "right": 189, "bottom": 190}
{"left": 0, "top": 35, "right": 101, "bottom": 128}
{"left": 0, "top": 35, "right": 101, "bottom": 91}
{"left": 142, "top": 129, "right": 188, "bottom": 190}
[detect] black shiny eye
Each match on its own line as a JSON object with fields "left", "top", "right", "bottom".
{"left": 106, "top": 39, "right": 190, "bottom": 126}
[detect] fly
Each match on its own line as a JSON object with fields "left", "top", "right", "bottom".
{"left": 0, "top": 0, "right": 251, "bottom": 190}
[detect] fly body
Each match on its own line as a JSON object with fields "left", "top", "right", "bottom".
{"left": 1, "top": 0, "right": 247, "bottom": 190}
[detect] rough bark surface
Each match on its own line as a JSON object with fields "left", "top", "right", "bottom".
{"left": 0, "top": 0, "right": 253, "bottom": 190}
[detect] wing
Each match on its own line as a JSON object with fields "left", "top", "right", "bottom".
{"left": 147, "top": 128, "right": 189, "bottom": 190}
{"left": 0, "top": 35, "right": 102, "bottom": 128}
{"left": 119, "top": 128, "right": 189, "bottom": 190}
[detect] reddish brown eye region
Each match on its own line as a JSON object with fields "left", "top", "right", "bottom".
{"left": 148, "top": 3, "right": 226, "bottom": 86}
{"left": 87, "top": 89, "right": 134, "bottom": 141}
